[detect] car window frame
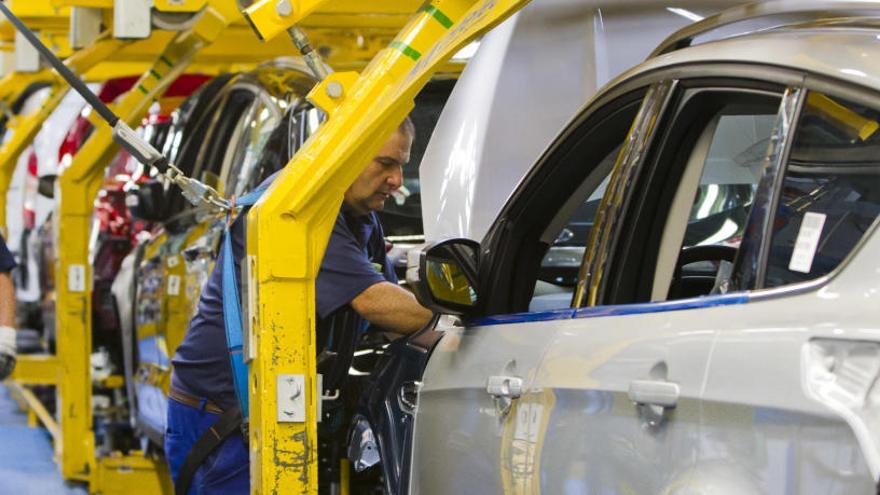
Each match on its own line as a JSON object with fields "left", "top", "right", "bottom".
{"left": 477, "top": 84, "right": 651, "bottom": 316}
{"left": 192, "top": 85, "right": 260, "bottom": 190}
{"left": 594, "top": 80, "right": 789, "bottom": 306}
{"left": 575, "top": 65, "right": 880, "bottom": 312}
{"left": 746, "top": 75, "right": 880, "bottom": 301}
{"left": 220, "top": 88, "right": 282, "bottom": 198}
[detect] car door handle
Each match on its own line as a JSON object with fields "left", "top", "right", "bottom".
{"left": 628, "top": 380, "right": 679, "bottom": 408}
{"left": 487, "top": 375, "right": 523, "bottom": 399}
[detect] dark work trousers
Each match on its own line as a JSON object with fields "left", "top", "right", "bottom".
{"left": 165, "top": 397, "right": 249, "bottom": 494}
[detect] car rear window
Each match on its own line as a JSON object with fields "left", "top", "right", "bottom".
{"left": 764, "top": 91, "right": 880, "bottom": 287}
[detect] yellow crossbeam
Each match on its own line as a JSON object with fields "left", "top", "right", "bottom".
{"left": 10, "top": 354, "right": 59, "bottom": 384}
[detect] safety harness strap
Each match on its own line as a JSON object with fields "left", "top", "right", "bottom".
{"left": 174, "top": 407, "right": 243, "bottom": 495}
{"left": 221, "top": 183, "right": 270, "bottom": 419}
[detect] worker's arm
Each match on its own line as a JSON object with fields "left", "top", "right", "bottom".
{"left": 351, "top": 281, "right": 433, "bottom": 335}
{"left": 0, "top": 272, "right": 16, "bottom": 380}
{"left": 0, "top": 272, "right": 14, "bottom": 327}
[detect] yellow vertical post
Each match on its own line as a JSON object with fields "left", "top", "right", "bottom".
{"left": 52, "top": 0, "right": 248, "bottom": 482}
{"left": 245, "top": 1, "right": 529, "bottom": 492}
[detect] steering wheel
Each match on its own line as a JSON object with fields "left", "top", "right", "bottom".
{"left": 669, "top": 245, "right": 738, "bottom": 299}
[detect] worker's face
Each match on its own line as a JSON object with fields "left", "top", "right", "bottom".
{"left": 344, "top": 129, "right": 412, "bottom": 216}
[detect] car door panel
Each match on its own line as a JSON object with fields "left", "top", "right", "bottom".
{"left": 530, "top": 300, "right": 738, "bottom": 494}
{"left": 411, "top": 317, "right": 557, "bottom": 494}
{"left": 696, "top": 88, "right": 880, "bottom": 494}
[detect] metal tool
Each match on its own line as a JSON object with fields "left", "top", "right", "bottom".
{"left": 0, "top": 0, "right": 230, "bottom": 211}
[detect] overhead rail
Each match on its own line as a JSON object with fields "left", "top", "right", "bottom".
{"left": 650, "top": 0, "right": 880, "bottom": 57}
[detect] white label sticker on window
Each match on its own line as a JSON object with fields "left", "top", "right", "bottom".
{"left": 788, "top": 212, "right": 827, "bottom": 273}
{"left": 167, "top": 275, "right": 181, "bottom": 296}
{"left": 68, "top": 265, "right": 86, "bottom": 292}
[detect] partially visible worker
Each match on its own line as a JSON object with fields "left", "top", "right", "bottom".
{"left": 165, "top": 117, "right": 433, "bottom": 494}
{"left": 0, "top": 233, "right": 17, "bottom": 380}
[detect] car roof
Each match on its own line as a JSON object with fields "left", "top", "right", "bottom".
{"left": 620, "top": 1, "right": 880, "bottom": 92}
{"left": 616, "top": 22, "right": 880, "bottom": 90}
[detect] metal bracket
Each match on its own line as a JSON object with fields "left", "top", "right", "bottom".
{"left": 70, "top": 7, "right": 102, "bottom": 49}
{"left": 113, "top": 0, "right": 152, "bottom": 40}
{"left": 14, "top": 30, "right": 41, "bottom": 72}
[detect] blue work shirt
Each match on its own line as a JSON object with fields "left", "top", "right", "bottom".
{"left": 171, "top": 201, "right": 397, "bottom": 413}
{"left": 0, "top": 234, "right": 16, "bottom": 273}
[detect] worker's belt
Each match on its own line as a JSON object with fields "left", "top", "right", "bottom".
{"left": 168, "top": 387, "right": 224, "bottom": 415}
{"left": 171, "top": 387, "right": 243, "bottom": 495}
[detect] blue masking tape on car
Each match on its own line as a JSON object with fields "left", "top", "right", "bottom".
{"left": 471, "top": 292, "right": 749, "bottom": 327}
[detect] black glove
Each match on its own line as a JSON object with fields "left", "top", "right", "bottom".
{"left": 0, "top": 326, "right": 16, "bottom": 381}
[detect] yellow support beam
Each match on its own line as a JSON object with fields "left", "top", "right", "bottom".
{"left": 245, "top": 0, "right": 528, "bottom": 492}
{"left": 51, "top": 0, "right": 246, "bottom": 486}
{"left": 0, "top": 0, "right": 72, "bottom": 58}
{"left": 10, "top": 354, "right": 59, "bottom": 384}
{"left": 6, "top": 382, "right": 61, "bottom": 441}
{"left": 93, "top": 453, "right": 174, "bottom": 494}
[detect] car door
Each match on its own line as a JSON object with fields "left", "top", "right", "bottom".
{"left": 520, "top": 78, "right": 791, "bottom": 493}
{"left": 695, "top": 85, "right": 880, "bottom": 493}
{"left": 410, "top": 86, "right": 647, "bottom": 494}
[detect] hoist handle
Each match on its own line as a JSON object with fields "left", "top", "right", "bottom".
{"left": 112, "top": 121, "right": 168, "bottom": 174}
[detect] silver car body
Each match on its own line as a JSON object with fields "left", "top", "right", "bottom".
{"left": 410, "top": 3, "right": 880, "bottom": 493}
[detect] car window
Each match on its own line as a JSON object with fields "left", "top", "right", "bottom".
{"left": 596, "top": 86, "right": 784, "bottom": 306}
{"left": 530, "top": 157, "right": 613, "bottom": 313}
{"left": 487, "top": 93, "right": 644, "bottom": 312}
{"left": 763, "top": 91, "right": 880, "bottom": 288}
{"left": 222, "top": 94, "right": 280, "bottom": 198}
{"left": 654, "top": 106, "right": 778, "bottom": 301}
{"left": 194, "top": 88, "right": 257, "bottom": 192}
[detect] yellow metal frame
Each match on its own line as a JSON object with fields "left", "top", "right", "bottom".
{"left": 245, "top": 0, "right": 529, "bottom": 492}
{"left": 51, "top": 1, "right": 243, "bottom": 489}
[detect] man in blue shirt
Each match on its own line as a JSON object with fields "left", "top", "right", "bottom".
{"left": 0, "top": 233, "right": 17, "bottom": 381}
{"left": 166, "top": 118, "right": 432, "bottom": 493}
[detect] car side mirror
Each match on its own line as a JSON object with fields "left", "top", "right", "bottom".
{"left": 407, "top": 238, "right": 480, "bottom": 315}
{"left": 37, "top": 175, "right": 57, "bottom": 199}
{"left": 127, "top": 179, "right": 166, "bottom": 222}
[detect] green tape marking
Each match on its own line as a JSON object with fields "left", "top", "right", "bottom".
{"left": 149, "top": 69, "right": 162, "bottom": 80}
{"left": 159, "top": 55, "right": 174, "bottom": 68}
{"left": 390, "top": 41, "right": 421, "bottom": 61}
{"left": 421, "top": 4, "right": 453, "bottom": 29}
{"left": 137, "top": 84, "right": 149, "bottom": 95}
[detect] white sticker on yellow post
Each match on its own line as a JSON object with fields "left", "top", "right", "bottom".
{"left": 167, "top": 275, "right": 181, "bottom": 296}
{"left": 789, "top": 212, "right": 827, "bottom": 273}
{"left": 68, "top": 265, "right": 86, "bottom": 292}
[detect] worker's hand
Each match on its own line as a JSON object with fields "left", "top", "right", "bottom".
{"left": 0, "top": 326, "right": 16, "bottom": 380}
